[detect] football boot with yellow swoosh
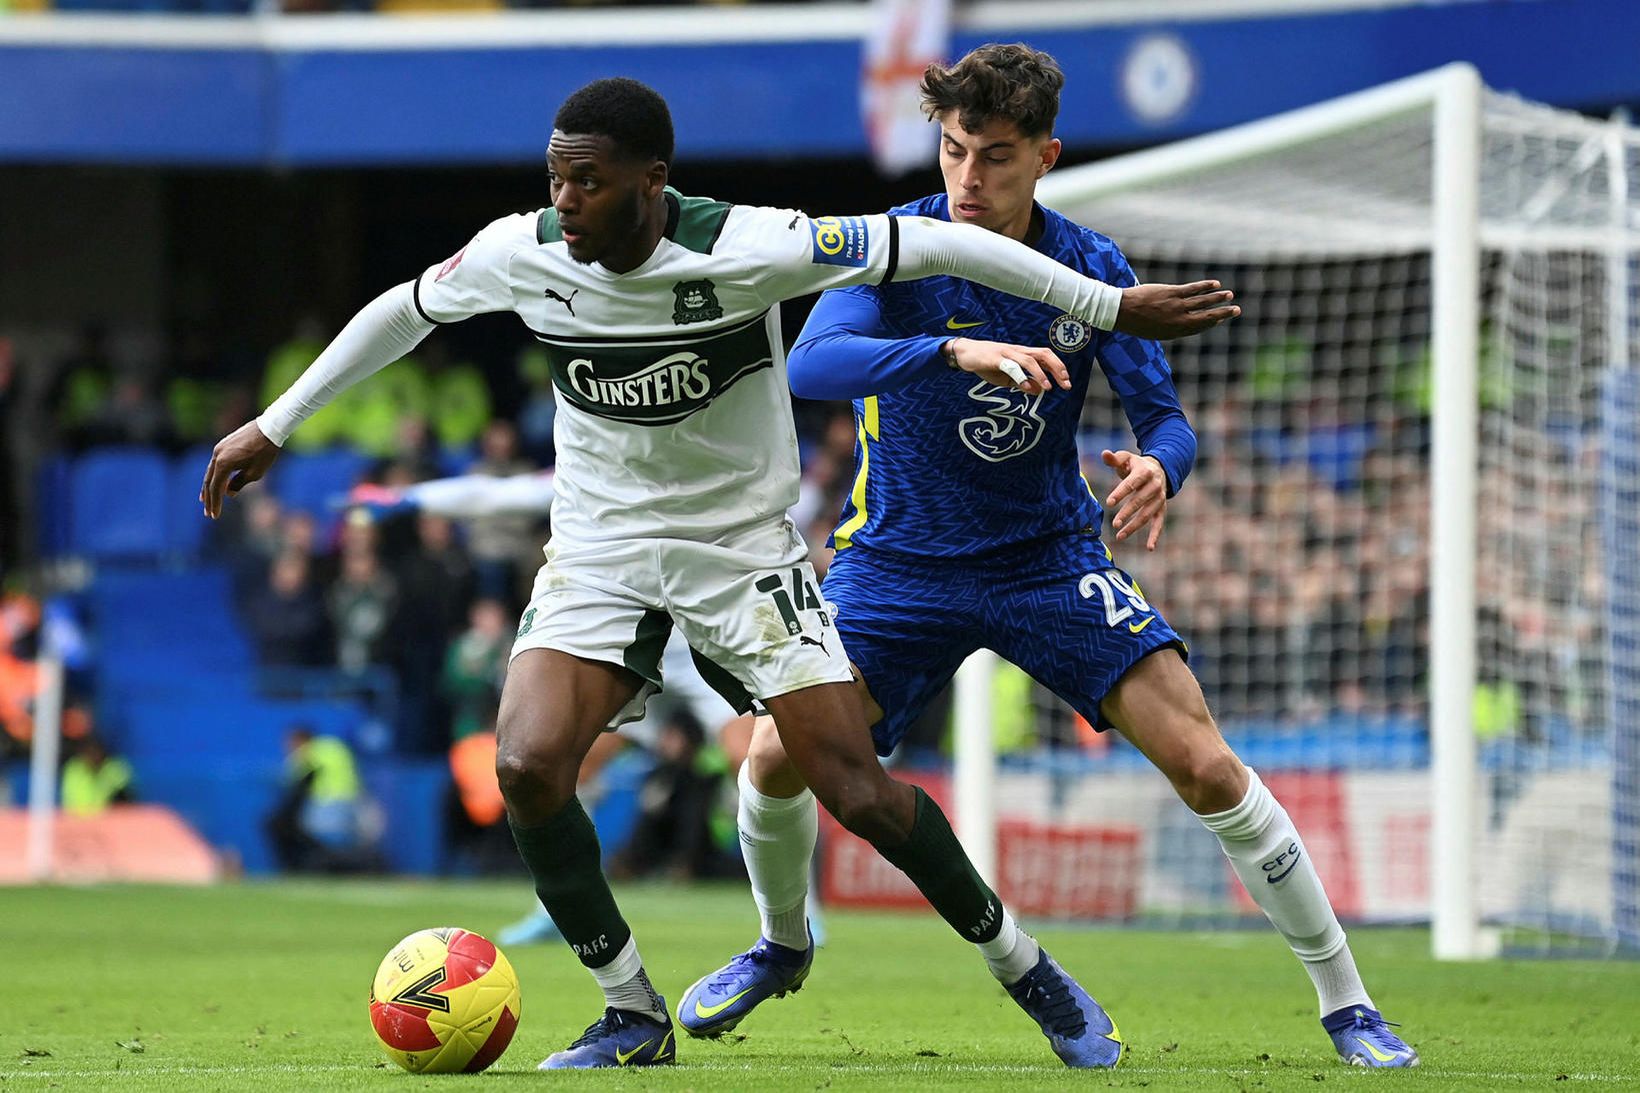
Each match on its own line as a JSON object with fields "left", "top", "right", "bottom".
{"left": 1322, "top": 1005, "right": 1419, "bottom": 1067}
{"left": 1005, "top": 948, "right": 1123, "bottom": 1068}
{"left": 676, "top": 935, "right": 813, "bottom": 1037}
{"left": 539, "top": 1003, "right": 677, "bottom": 1069}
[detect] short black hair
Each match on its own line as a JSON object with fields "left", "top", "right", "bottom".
{"left": 554, "top": 77, "right": 675, "bottom": 165}
{"left": 920, "top": 43, "right": 1064, "bottom": 139}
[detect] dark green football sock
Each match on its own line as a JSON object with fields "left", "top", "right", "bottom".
{"left": 873, "top": 786, "right": 1005, "bottom": 944}
{"left": 508, "top": 799, "right": 631, "bottom": 969}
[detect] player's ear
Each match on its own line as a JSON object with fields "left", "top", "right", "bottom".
{"left": 1037, "top": 137, "right": 1062, "bottom": 178}
{"left": 643, "top": 159, "right": 668, "bottom": 200}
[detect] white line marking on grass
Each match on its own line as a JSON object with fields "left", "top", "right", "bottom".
{"left": 0, "top": 1064, "right": 367, "bottom": 1080}
{"left": 2, "top": 1061, "right": 1633, "bottom": 1083}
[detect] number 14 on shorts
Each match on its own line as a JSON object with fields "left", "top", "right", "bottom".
{"left": 756, "top": 568, "right": 825, "bottom": 636}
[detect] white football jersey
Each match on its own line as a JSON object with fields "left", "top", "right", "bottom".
{"left": 415, "top": 190, "right": 898, "bottom": 545}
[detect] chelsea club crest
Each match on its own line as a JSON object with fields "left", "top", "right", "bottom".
{"left": 1049, "top": 313, "right": 1091, "bottom": 353}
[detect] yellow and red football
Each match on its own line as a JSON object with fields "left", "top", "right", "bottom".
{"left": 369, "top": 927, "right": 521, "bottom": 1073}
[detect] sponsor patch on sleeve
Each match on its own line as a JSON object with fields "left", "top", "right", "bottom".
{"left": 435, "top": 244, "right": 468, "bottom": 282}
{"left": 809, "top": 215, "right": 870, "bottom": 267}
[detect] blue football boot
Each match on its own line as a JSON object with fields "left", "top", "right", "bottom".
{"left": 539, "top": 1004, "right": 677, "bottom": 1069}
{"left": 677, "top": 935, "right": 814, "bottom": 1038}
{"left": 1323, "top": 1005, "right": 1419, "bottom": 1068}
{"left": 1005, "top": 948, "right": 1123, "bottom": 1068}
{"left": 497, "top": 908, "right": 561, "bottom": 948}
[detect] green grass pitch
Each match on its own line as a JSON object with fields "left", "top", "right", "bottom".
{"left": 5, "top": 879, "right": 1636, "bottom": 1089}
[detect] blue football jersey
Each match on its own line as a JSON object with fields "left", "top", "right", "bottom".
{"left": 794, "top": 193, "right": 1192, "bottom": 559}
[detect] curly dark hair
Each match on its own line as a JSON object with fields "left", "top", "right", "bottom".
{"left": 919, "top": 43, "right": 1064, "bottom": 138}
{"left": 553, "top": 77, "right": 675, "bottom": 165}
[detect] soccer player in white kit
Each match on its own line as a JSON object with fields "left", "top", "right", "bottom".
{"left": 200, "top": 77, "right": 1237, "bottom": 1069}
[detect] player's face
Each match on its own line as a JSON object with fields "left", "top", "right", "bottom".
{"left": 936, "top": 111, "right": 1061, "bottom": 242}
{"left": 547, "top": 131, "right": 666, "bottom": 271}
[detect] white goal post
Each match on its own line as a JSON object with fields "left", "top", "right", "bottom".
{"left": 951, "top": 64, "right": 1640, "bottom": 959}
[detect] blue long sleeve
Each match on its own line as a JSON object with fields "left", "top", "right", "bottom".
{"left": 1093, "top": 248, "right": 1196, "bottom": 497}
{"left": 1119, "top": 376, "right": 1196, "bottom": 497}
{"left": 788, "top": 286, "right": 948, "bottom": 400}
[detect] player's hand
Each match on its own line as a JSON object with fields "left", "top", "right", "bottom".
{"left": 945, "top": 338, "right": 1069, "bottom": 395}
{"left": 1102, "top": 449, "right": 1169, "bottom": 551}
{"left": 1115, "top": 281, "right": 1239, "bottom": 340}
{"left": 200, "top": 420, "right": 281, "bottom": 519}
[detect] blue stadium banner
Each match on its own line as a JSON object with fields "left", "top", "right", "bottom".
{"left": 0, "top": 0, "right": 1636, "bottom": 166}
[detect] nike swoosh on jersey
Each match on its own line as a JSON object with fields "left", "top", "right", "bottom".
{"left": 945, "top": 317, "right": 984, "bottom": 330}
{"left": 1127, "top": 616, "right": 1156, "bottom": 634}
{"left": 693, "top": 988, "right": 755, "bottom": 1020}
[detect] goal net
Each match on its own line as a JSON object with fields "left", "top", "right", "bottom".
{"left": 946, "top": 65, "right": 1637, "bottom": 958}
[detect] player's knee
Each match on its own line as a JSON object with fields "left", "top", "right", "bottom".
{"left": 745, "top": 718, "right": 791, "bottom": 780}
{"left": 494, "top": 734, "right": 578, "bottom": 817}
{"left": 828, "top": 779, "right": 905, "bottom": 846}
{"left": 1178, "top": 745, "right": 1247, "bottom": 815}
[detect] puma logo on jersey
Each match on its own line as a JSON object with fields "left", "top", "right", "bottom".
{"left": 543, "top": 286, "right": 579, "bottom": 315}
{"left": 799, "top": 634, "right": 828, "bottom": 654}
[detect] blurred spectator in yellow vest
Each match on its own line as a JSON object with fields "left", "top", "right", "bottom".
{"left": 421, "top": 342, "right": 492, "bottom": 453}
{"left": 61, "top": 736, "right": 135, "bottom": 816}
{"left": 265, "top": 724, "right": 378, "bottom": 872}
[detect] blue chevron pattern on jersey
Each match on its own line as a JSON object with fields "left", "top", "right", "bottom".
{"left": 823, "top": 533, "right": 1185, "bottom": 754}
{"left": 825, "top": 194, "right": 1182, "bottom": 558}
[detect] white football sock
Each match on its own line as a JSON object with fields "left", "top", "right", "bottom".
{"left": 1303, "top": 940, "right": 1374, "bottom": 1018}
{"left": 976, "top": 909, "right": 1040, "bottom": 986}
{"left": 737, "top": 762, "right": 817, "bottom": 952}
{"left": 587, "top": 937, "right": 667, "bottom": 1021}
{"left": 1197, "top": 768, "right": 1373, "bottom": 1017}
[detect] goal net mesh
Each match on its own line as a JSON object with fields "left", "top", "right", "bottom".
{"left": 966, "top": 87, "right": 1640, "bottom": 954}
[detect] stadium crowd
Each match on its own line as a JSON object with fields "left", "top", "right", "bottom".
{"left": 2, "top": 309, "right": 1605, "bottom": 769}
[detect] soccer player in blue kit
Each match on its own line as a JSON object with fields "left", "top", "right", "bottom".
{"left": 679, "top": 45, "right": 1419, "bottom": 1069}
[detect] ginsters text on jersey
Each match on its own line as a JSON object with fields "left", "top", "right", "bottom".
{"left": 533, "top": 310, "right": 774, "bottom": 426}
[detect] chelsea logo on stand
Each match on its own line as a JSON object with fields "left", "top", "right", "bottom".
{"left": 1049, "top": 313, "right": 1091, "bottom": 353}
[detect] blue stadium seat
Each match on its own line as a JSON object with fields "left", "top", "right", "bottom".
{"left": 439, "top": 445, "right": 479, "bottom": 476}
{"left": 265, "top": 449, "right": 371, "bottom": 525}
{"left": 34, "top": 455, "right": 72, "bottom": 559}
{"left": 166, "top": 446, "right": 215, "bottom": 557}
{"left": 69, "top": 447, "right": 169, "bottom": 559}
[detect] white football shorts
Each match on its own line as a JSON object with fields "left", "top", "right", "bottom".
{"left": 510, "top": 518, "right": 852, "bottom": 729}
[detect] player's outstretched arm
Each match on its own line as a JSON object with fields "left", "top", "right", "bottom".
{"left": 354, "top": 471, "right": 558, "bottom": 521}
{"left": 789, "top": 285, "right": 1065, "bottom": 399}
{"left": 199, "top": 280, "right": 435, "bottom": 518}
{"left": 892, "top": 217, "right": 1238, "bottom": 339}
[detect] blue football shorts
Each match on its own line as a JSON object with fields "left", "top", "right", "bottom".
{"left": 822, "top": 533, "right": 1187, "bottom": 756}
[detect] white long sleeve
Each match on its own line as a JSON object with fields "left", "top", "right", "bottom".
{"left": 256, "top": 281, "right": 436, "bottom": 446}
{"left": 893, "top": 216, "right": 1123, "bottom": 331}
{"left": 404, "top": 471, "right": 557, "bottom": 520}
